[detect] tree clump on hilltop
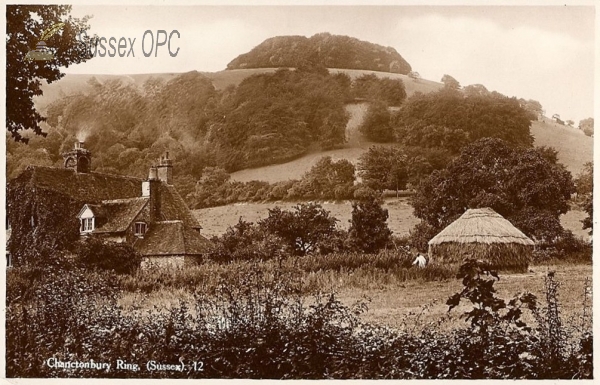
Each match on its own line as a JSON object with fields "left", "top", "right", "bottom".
{"left": 226, "top": 33, "right": 412, "bottom": 75}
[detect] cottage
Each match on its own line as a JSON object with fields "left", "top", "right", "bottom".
{"left": 7, "top": 141, "right": 211, "bottom": 268}
{"left": 428, "top": 207, "right": 534, "bottom": 272}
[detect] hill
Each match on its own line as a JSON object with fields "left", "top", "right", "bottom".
{"left": 226, "top": 33, "right": 412, "bottom": 74}
{"left": 35, "top": 67, "right": 439, "bottom": 113}
{"left": 230, "top": 102, "right": 592, "bottom": 184}
{"left": 33, "top": 68, "right": 591, "bottom": 183}
{"left": 531, "top": 117, "right": 593, "bottom": 176}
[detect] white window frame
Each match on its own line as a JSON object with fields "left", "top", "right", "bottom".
{"left": 134, "top": 222, "right": 147, "bottom": 236}
{"left": 81, "top": 217, "right": 94, "bottom": 233}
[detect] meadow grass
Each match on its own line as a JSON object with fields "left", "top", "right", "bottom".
{"left": 336, "top": 263, "right": 592, "bottom": 333}
{"left": 194, "top": 198, "right": 588, "bottom": 239}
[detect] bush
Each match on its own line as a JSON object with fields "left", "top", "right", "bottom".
{"left": 6, "top": 258, "right": 592, "bottom": 379}
{"left": 348, "top": 192, "right": 392, "bottom": 253}
{"left": 75, "top": 237, "right": 141, "bottom": 274}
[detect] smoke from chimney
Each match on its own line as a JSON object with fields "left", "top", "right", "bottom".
{"left": 76, "top": 126, "right": 91, "bottom": 142}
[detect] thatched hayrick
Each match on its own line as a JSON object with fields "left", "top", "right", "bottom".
{"left": 428, "top": 208, "right": 534, "bottom": 272}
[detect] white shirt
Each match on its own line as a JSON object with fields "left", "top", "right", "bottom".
{"left": 412, "top": 254, "right": 427, "bottom": 268}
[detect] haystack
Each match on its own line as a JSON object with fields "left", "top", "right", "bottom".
{"left": 428, "top": 207, "right": 534, "bottom": 272}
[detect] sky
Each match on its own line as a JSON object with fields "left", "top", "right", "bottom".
{"left": 63, "top": 4, "right": 596, "bottom": 123}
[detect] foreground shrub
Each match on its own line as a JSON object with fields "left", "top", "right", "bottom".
{"left": 75, "top": 237, "right": 141, "bottom": 274}
{"left": 6, "top": 259, "right": 592, "bottom": 379}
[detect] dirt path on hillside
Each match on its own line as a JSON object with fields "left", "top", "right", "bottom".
{"left": 344, "top": 102, "right": 369, "bottom": 147}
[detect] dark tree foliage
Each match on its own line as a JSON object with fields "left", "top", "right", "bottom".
{"left": 7, "top": 175, "right": 82, "bottom": 267}
{"left": 411, "top": 138, "right": 575, "bottom": 244}
{"left": 348, "top": 190, "right": 392, "bottom": 253}
{"left": 395, "top": 88, "right": 534, "bottom": 153}
{"left": 290, "top": 156, "right": 355, "bottom": 200}
{"left": 197, "top": 68, "right": 350, "bottom": 170}
{"left": 191, "top": 156, "right": 355, "bottom": 209}
{"left": 259, "top": 203, "right": 339, "bottom": 255}
{"left": 358, "top": 101, "right": 394, "bottom": 142}
{"left": 6, "top": 5, "right": 94, "bottom": 142}
{"left": 463, "top": 84, "right": 489, "bottom": 97}
{"left": 575, "top": 162, "right": 593, "bottom": 235}
{"left": 75, "top": 237, "right": 141, "bottom": 275}
{"left": 357, "top": 146, "right": 408, "bottom": 192}
{"left": 352, "top": 74, "right": 407, "bottom": 106}
{"left": 208, "top": 219, "right": 282, "bottom": 262}
{"left": 8, "top": 69, "right": 352, "bottom": 205}
{"left": 227, "top": 32, "right": 412, "bottom": 75}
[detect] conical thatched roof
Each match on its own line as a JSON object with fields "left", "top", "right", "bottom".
{"left": 428, "top": 208, "right": 534, "bottom": 246}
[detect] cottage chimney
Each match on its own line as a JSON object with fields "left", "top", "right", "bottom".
{"left": 157, "top": 152, "right": 173, "bottom": 185}
{"left": 142, "top": 166, "right": 161, "bottom": 222}
{"left": 62, "top": 141, "right": 91, "bottom": 173}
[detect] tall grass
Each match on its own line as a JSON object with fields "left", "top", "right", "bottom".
{"left": 118, "top": 251, "right": 456, "bottom": 294}
{"left": 6, "top": 261, "right": 593, "bottom": 379}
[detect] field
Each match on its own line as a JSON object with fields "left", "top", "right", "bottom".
{"left": 193, "top": 198, "right": 589, "bottom": 239}
{"left": 338, "top": 263, "right": 592, "bottom": 332}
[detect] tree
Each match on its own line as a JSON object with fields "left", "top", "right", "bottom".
{"left": 552, "top": 114, "right": 564, "bottom": 125}
{"left": 352, "top": 74, "right": 406, "bottom": 105}
{"left": 395, "top": 88, "right": 534, "bottom": 152}
{"left": 575, "top": 162, "right": 593, "bottom": 235}
{"left": 7, "top": 5, "right": 94, "bottom": 142}
{"left": 408, "top": 71, "right": 421, "bottom": 81}
{"left": 348, "top": 190, "right": 392, "bottom": 253}
{"left": 566, "top": 120, "right": 574, "bottom": 127}
{"left": 463, "top": 84, "right": 489, "bottom": 97}
{"left": 441, "top": 74, "right": 460, "bottom": 89}
{"left": 297, "top": 156, "right": 355, "bottom": 199}
{"left": 579, "top": 118, "right": 594, "bottom": 137}
{"left": 359, "top": 101, "right": 394, "bottom": 142}
{"left": 519, "top": 99, "right": 544, "bottom": 121}
{"left": 259, "top": 203, "right": 339, "bottom": 255}
{"left": 193, "top": 166, "right": 231, "bottom": 207}
{"left": 411, "top": 138, "right": 575, "bottom": 245}
{"left": 357, "top": 146, "right": 408, "bottom": 194}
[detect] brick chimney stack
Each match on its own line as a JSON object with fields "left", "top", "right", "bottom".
{"left": 62, "top": 141, "right": 91, "bottom": 173}
{"left": 142, "top": 166, "right": 161, "bottom": 222}
{"left": 157, "top": 152, "right": 173, "bottom": 185}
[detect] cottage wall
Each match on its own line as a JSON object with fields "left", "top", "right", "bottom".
{"left": 140, "top": 255, "right": 201, "bottom": 269}
{"left": 141, "top": 256, "right": 185, "bottom": 269}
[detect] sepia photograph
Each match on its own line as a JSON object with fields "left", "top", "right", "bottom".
{"left": 3, "top": 1, "right": 595, "bottom": 380}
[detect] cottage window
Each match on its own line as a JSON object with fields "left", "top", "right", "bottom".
{"left": 81, "top": 217, "right": 94, "bottom": 233}
{"left": 134, "top": 222, "right": 147, "bottom": 236}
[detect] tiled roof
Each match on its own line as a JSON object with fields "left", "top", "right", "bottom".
{"left": 93, "top": 197, "right": 149, "bottom": 233}
{"left": 10, "top": 165, "right": 212, "bottom": 256}
{"left": 159, "top": 184, "right": 201, "bottom": 228}
{"left": 15, "top": 166, "right": 142, "bottom": 203}
{"left": 134, "top": 220, "right": 212, "bottom": 256}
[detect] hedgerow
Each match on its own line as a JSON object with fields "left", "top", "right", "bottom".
{"left": 6, "top": 259, "right": 592, "bottom": 379}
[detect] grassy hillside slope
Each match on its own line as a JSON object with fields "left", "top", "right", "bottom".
{"left": 531, "top": 117, "right": 593, "bottom": 176}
